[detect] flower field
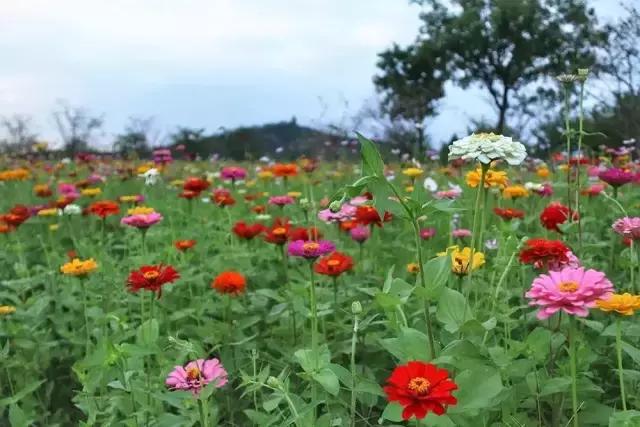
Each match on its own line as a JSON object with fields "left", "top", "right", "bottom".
{"left": 2, "top": 133, "right": 640, "bottom": 427}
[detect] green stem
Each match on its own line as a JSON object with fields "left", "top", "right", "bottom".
{"left": 349, "top": 312, "right": 359, "bottom": 427}
{"left": 563, "top": 85, "right": 573, "bottom": 213}
{"left": 308, "top": 262, "right": 318, "bottom": 421}
{"left": 616, "top": 317, "right": 627, "bottom": 411}
{"left": 569, "top": 316, "right": 579, "bottom": 427}
{"left": 282, "top": 244, "right": 297, "bottom": 345}
{"left": 81, "top": 279, "right": 90, "bottom": 355}
{"left": 575, "top": 80, "right": 585, "bottom": 253}
{"left": 198, "top": 397, "right": 210, "bottom": 427}
{"left": 412, "top": 218, "right": 436, "bottom": 359}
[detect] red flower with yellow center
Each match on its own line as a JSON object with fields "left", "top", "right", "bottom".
{"left": 264, "top": 218, "right": 291, "bottom": 245}
{"left": 211, "top": 271, "right": 246, "bottom": 296}
{"left": 127, "top": 265, "right": 180, "bottom": 298}
{"left": 183, "top": 177, "right": 210, "bottom": 194}
{"left": 288, "top": 226, "right": 323, "bottom": 241}
{"left": 383, "top": 361, "right": 458, "bottom": 420}
{"left": 211, "top": 189, "right": 235, "bottom": 206}
{"left": 232, "top": 221, "right": 266, "bottom": 240}
{"left": 314, "top": 251, "right": 354, "bottom": 276}
{"left": 174, "top": 239, "right": 196, "bottom": 251}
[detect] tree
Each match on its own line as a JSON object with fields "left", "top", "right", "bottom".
{"left": 387, "top": 0, "right": 607, "bottom": 137}
{"left": 52, "top": 101, "right": 104, "bottom": 156}
{"left": 113, "top": 116, "right": 164, "bottom": 158}
{"left": 0, "top": 114, "right": 37, "bottom": 154}
{"left": 374, "top": 42, "right": 447, "bottom": 156}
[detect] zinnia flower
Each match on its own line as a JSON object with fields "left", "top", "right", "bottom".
{"left": 318, "top": 204, "right": 357, "bottom": 223}
{"left": 314, "top": 251, "right": 354, "bottom": 276}
{"left": 183, "top": 177, "right": 210, "bottom": 194}
{"left": 445, "top": 246, "right": 485, "bottom": 276}
{"left": 525, "top": 267, "right": 614, "bottom": 320}
{"left": 494, "top": 207, "right": 525, "bottom": 221}
{"left": 402, "top": 167, "right": 423, "bottom": 178}
{"left": 0, "top": 305, "right": 17, "bottom": 315}
{"left": 121, "top": 212, "right": 163, "bottom": 229}
{"left": 60, "top": 258, "right": 98, "bottom": 277}
{"left": 232, "top": 221, "right": 266, "bottom": 240}
{"left": 596, "top": 293, "right": 640, "bottom": 316}
{"left": 420, "top": 228, "right": 436, "bottom": 240}
{"left": 383, "top": 361, "right": 458, "bottom": 420}
{"left": 212, "top": 188, "right": 235, "bottom": 206}
{"left": 288, "top": 240, "right": 335, "bottom": 259}
{"left": 288, "top": 226, "right": 322, "bottom": 242}
{"left": 166, "top": 358, "right": 227, "bottom": 395}
{"left": 127, "top": 265, "right": 180, "bottom": 298}
{"left": 540, "top": 202, "right": 577, "bottom": 232}
{"left": 612, "top": 217, "right": 640, "bottom": 241}
{"left": 465, "top": 168, "right": 508, "bottom": 188}
{"left": 452, "top": 229, "right": 471, "bottom": 239}
{"left": 355, "top": 205, "right": 382, "bottom": 227}
{"left": 272, "top": 163, "right": 298, "bottom": 178}
{"left": 350, "top": 225, "right": 371, "bottom": 243}
{"left": 502, "top": 185, "right": 529, "bottom": 199}
{"left": 88, "top": 200, "right": 120, "bottom": 218}
{"left": 268, "top": 195, "right": 295, "bottom": 207}
{"left": 220, "top": 166, "right": 247, "bottom": 181}
{"left": 211, "top": 271, "right": 246, "bottom": 295}
{"left": 448, "top": 132, "right": 527, "bottom": 165}
{"left": 519, "top": 238, "right": 579, "bottom": 271}
{"left": 599, "top": 167, "right": 633, "bottom": 188}
{"left": 175, "top": 239, "right": 196, "bottom": 251}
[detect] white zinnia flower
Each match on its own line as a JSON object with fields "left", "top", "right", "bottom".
{"left": 423, "top": 177, "right": 438, "bottom": 192}
{"left": 524, "top": 182, "right": 543, "bottom": 191}
{"left": 448, "top": 132, "right": 527, "bottom": 166}
{"left": 140, "top": 168, "right": 160, "bottom": 186}
{"left": 62, "top": 204, "right": 82, "bottom": 215}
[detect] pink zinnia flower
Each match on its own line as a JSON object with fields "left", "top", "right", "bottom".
{"left": 420, "top": 228, "right": 436, "bottom": 240}
{"left": 58, "top": 183, "right": 80, "bottom": 200}
{"left": 612, "top": 217, "right": 640, "bottom": 240}
{"left": 220, "top": 166, "right": 247, "bottom": 181}
{"left": 350, "top": 225, "right": 371, "bottom": 243}
{"left": 599, "top": 167, "right": 634, "bottom": 187}
{"left": 318, "top": 204, "right": 356, "bottom": 223}
{"left": 349, "top": 196, "right": 369, "bottom": 206}
{"left": 268, "top": 196, "right": 295, "bottom": 207}
{"left": 525, "top": 267, "right": 613, "bottom": 320}
{"left": 434, "top": 189, "right": 462, "bottom": 200}
{"left": 548, "top": 251, "right": 581, "bottom": 271}
{"left": 165, "top": 358, "right": 227, "bottom": 395}
{"left": 452, "top": 229, "right": 471, "bottom": 239}
{"left": 536, "top": 183, "right": 553, "bottom": 197}
{"left": 121, "top": 212, "right": 163, "bottom": 229}
{"left": 288, "top": 239, "right": 335, "bottom": 259}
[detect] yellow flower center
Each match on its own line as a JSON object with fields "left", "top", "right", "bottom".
{"left": 186, "top": 367, "right": 201, "bottom": 381}
{"left": 559, "top": 281, "right": 579, "bottom": 293}
{"left": 303, "top": 242, "right": 320, "bottom": 252}
{"left": 408, "top": 377, "right": 431, "bottom": 395}
{"left": 143, "top": 270, "right": 160, "bottom": 280}
{"left": 327, "top": 260, "right": 340, "bottom": 267}
{"left": 273, "top": 227, "right": 287, "bottom": 235}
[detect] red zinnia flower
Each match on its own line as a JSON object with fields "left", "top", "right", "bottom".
{"left": 88, "top": 200, "right": 120, "bottom": 218}
{"left": 519, "top": 238, "right": 570, "bottom": 269}
{"left": 272, "top": 163, "right": 298, "bottom": 178}
{"left": 314, "top": 251, "right": 354, "bottom": 276}
{"left": 339, "top": 220, "right": 357, "bottom": 232}
{"left": 233, "top": 221, "right": 266, "bottom": 240}
{"left": 383, "top": 361, "right": 458, "bottom": 420}
{"left": 183, "top": 177, "right": 210, "bottom": 194}
{"left": 289, "top": 226, "right": 323, "bottom": 242}
{"left": 179, "top": 190, "right": 199, "bottom": 200}
{"left": 127, "top": 265, "right": 180, "bottom": 298}
{"left": 252, "top": 205, "right": 266, "bottom": 214}
{"left": 355, "top": 205, "right": 382, "bottom": 227}
{"left": 493, "top": 207, "right": 525, "bottom": 221}
{"left": 264, "top": 218, "right": 291, "bottom": 245}
{"left": 540, "top": 202, "right": 578, "bottom": 232}
{"left": 1, "top": 205, "right": 30, "bottom": 227}
{"left": 211, "top": 271, "right": 246, "bottom": 295}
{"left": 212, "top": 189, "right": 235, "bottom": 206}
{"left": 175, "top": 240, "right": 196, "bottom": 251}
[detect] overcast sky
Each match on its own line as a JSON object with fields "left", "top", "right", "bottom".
{"left": 0, "top": 0, "right": 628, "bottom": 149}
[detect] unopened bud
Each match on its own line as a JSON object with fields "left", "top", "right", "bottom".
{"left": 266, "top": 376, "right": 282, "bottom": 388}
{"left": 576, "top": 68, "right": 589, "bottom": 82}
{"left": 329, "top": 200, "right": 342, "bottom": 213}
{"left": 351, "top": 301, "right": 362, "bottom": 315}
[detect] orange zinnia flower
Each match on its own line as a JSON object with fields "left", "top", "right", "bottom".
{"left": 212, "top": 271, "right": 246, "bottom": 296}
{"left": 272, "top": 163, "right": 298, "bottom": 178}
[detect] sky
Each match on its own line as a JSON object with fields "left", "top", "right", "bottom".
{"left": 0, "top": 0, "right": 629, "bottom": 150}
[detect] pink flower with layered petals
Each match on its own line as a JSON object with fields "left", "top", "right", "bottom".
{"left": 525, "top": 267, "right": 613, "bottom": 320}
{"left": 288, "top": 239, "right": 335, "bottom": 259}
{"left": 612, "top": 217, "right": 640, "bottom": 241}
{"left": 318, "top": 204, "right": 356, "bottom": 223}
{"left": 165, "top": 358, "right": 227, "bottom": 395}
{"left": 121, "top": 212, "right": 163, "bottom": 229}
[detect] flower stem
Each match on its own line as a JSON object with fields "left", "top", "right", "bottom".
{"left": 81, "top": 279, "right": 90, "bottom": 355}
{"left": 349, "top": 310, "right": 359, "bottom": 427}
{"left": 563, "top": 84, "right": 573, "bottom": 213}
{"left": 575, "top": 80, "right": 585, "bottom": 253}
{"left": 198, "top": 397, "right": 210, "bottom": 427}
{"left": 282, "top": 245, "right": 297, "bottom": 344}
{"left": 569, "top": 316, "right": 579, "bottom": 427}
{"left": 616, "top": 317, "right": 627, "bottom": 411}
{"left": 308, "top": 262, "right": 318, "bottom": 421}
{"left": 412, "top": 218, "right": 436, "bottom": 359}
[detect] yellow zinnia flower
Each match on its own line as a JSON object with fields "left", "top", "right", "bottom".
{"left": 0, "top": 305, "right": 16, "bottom": 315}
{"left": 38, "top": 208, "right": 59, "bottom": 217}
{"left": 465, "top": 168, "right": 508, "bottom": 189}
{"left": 60, "top": 258, "right": 98, "bottom": 277}
{"left": 450, "top": 246, "right": 485, "bottom": 276}
{"left": 596, "top": 293, "right": 640, "bottom": 316}
{"left": 536, "top": 166, "right": 550, "bottom": 179}
{"left": 402, "top": 167, "right": 423, "bottom": 178}
{"left": 136, "top": 163, "right": 154, "bottom": 174}
{"left": 119, "top": 195, "right": 139, "bottom": 203}
{"left": 288, "top": 191, "right": 302, "bottom": 198}
{"left": 258, "top": 170, "right": 274, "bottom": 180}
{"left": 81, "top": 188, "right": 102, "bottom": 197}
{"left": 0, "top": 168, "right": 30, "bottom": 181}
{"left": 502, "top": 185, "right": 529, "bottom": 199}
{"left": 128, "top": 206, "right": 155, "bottom": 215}
{"left": 406, "top": 263, "right": 420, "bottom": 274}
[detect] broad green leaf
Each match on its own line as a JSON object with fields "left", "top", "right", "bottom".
{"left": 313, "top": 367, "right": 340, "bottom": 396}
{"left": 436, "top": 288, "right": 474, "bottom": 333}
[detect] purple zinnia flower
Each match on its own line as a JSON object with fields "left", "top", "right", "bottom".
{"left": 165, "top": 358, "right": 227, "bottom": 395}
{"left": 220, "top": 166, "right": 247, "bottom": 181}
{"left": 288, "top": 239, "right": 335, "bottom": 259}
{"left": 350, "top": 225, "right": 371, "bottom": 243}
{"left": 599, "top": 167, "right": 634, "bottom": 188}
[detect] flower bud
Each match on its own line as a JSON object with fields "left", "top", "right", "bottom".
{"left": 266, "top": 376, "right": 282, "bottom": 388}
{"left": 329, "top": 200, "right": 342, "bottom": 213}
{"left": 351, "top": 301, "right": 362, "bottom": 315}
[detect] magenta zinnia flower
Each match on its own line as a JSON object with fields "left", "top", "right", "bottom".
{"left": 318, "top": 204, "right": 356, "bottom": 223}
{"left": 268, "top": 195, "right": 295, "bottom": 207}
{"left": 350, "top": 225, "right": 370, "bottom": 243}
{"left": 165, "top": 358, "right": 228, "bottom": 395}
{"left": 121, "top": 212, "right": 163, "bottom": 229}
{"left": 288, "top": 239, "right": 335, "bottom": 259}
{"left": 599, "top": 167, "right": 634, "bottom": 187}
{"left": 420, "top": 228, "right": 436, "bottom": 240}
{"left": 525, "top": 267, "right": 613, "bottom": 320}
{"left": 612, "top": 217, "right": 640, "bottom": 240}
{"left": 220, "top": 166, "right": 247, "bottom": 181}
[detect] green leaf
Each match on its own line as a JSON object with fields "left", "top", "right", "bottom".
{"left": 609, "top": 410, "right": 640, "bottom": 427}
{"left": 0, "top": 380, "right": 45, "bottom": 406}
{"left": 436, "top": 288, "right": 473, "bottom": 333}
{"left": 294, "top": 345, "right": 331, "bottom": 373}
{"left": 379, "top": 402, "right": 403, "bottom": 423}
{"left": 357, "top": 133, "right": 384, "bottom": 177}
{"left": 379, "top": 327, "right": 431, "bottom": 362}
{"left": 9, "top": 403, "right": 31, "bottom": 427}
{"left": 621, "top": 341, "right": 640, "bottom": 365}
{"left": 136, "top": 319, "right": 159, "bottom": 346}
{"left": 450, "top": 366, "right": 504, "bottom": 413}
{"left": 313, "top": 367, "right": 340, "bottom": 396}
